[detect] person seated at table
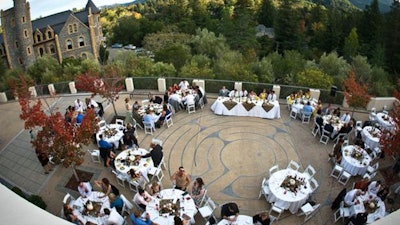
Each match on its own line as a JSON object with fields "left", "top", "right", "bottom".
{"left": 156, "top": 104, "right": 172, "bottom": 127}
{"left": 239, "top": 88, "right": 248, "bottom": 98}
{"left": 109, "top": 193, "right": 124, "bottom": 215}
{"left": 312, "top": 100, "right": 323, "bottom": 117}
{"left": 171, "top": 166, "right": 191, "bottom": 191}
{"left": 368, "top": 180, "right": 381, "bottom": 195}
{"left": 95, "top": 178, "right": 120, "bottom": 197}
{"left": 332, "top": 122, "right": 353, "bottom": 140}
{"left": 147, "top": 181, "right": 162, "bottom": 197}
{"left": 128, "top": 168, "right": 142, "bottom": 180}
{"left": 98, "top": 138, "right": 116, "bottom": 167}
{"left": 267, "top": 90, "right": 277, "bottom": 101}
{"left": 130, "top": 211, "right": 159, "bottom": 225}
{"left": 252, "top": 211, "right": 271, "bottom": 225}
{"left": 329, "top": 138, "right": 344, "bottom": 163}
{"left": 78, "top": 181, "right": 92, "bottom": 198}
{"left": 333, "top": 107, "right": 341, "bottom": 117}
{"left": 149, "top": 94, "right": 163, "bottom": 104}
{"left": 142, "top": 142, "right": 163, "bottom": 167}
{"left": 74, "top": 98, "right": 84, "bottom": 113}
{"left": 259, "top": 89, "right": 268, "bottom": 100}
{"left": 76, "top": 112, "right": 84, "bottom": 125}
{"left": 344, "top": 189, "right": 363, "bottom": 206}
{"left": 172, "top": 83, "right": 180, "bottom": 92}
{"left": 133, "top": 188, "right": 153, "bottom": 210}
{"left": 341, "top": 111, "right": 351, "bottom": 124}
{"left": 354, "top": 177, "right": 370, "bottom": 192}
{"left": 321, "top": 103, "right": 332, "bottom": 115}
{"left": 221, "top": 202, "right": 240, "bottom": 222}
{"left": 302, "top": 102, "right": 313, "bottom": 117}
{"left": 173, "top": 215, "right": 189, "bottom": 225}
{"left": 315, "top": 114, "right": 324, "bottom": 134}
{"left": 323, "top": 121, "right": 334, "bottom": 136}
{"left": 354, "top": 138, "right": 365, "bottom": 149}
{"left": 63, "top": 204, "right": 83, "bottom": 225}
{"left": 168, "top": 91, "right": 183, "bottom": 111}
{"left": 219, "top": 86, "right": 230, "bottom": 97}
{"left": 123, "top": 124, "right": 139, "bottom": 148}
{"left": 143, "top": 109, "right": 158, "bottom": 130}
{"left": 98, "top": 134, "right": 113, "bottom": 150}
{"left": 304, "top": 90, "right": 311, "bottom": 99}
{"left": 189, "top": 177, "right": 206, "bottom": 207}
{"left": 132, "top": 101, "right": 141, "bottom": 111}
{"left": 295, "top": 90, "right": 303, "bottom": 99}
{"left": 182, "top": 92, "right": 196, "bottom": 109}
{"left": 377, "top": 185, "right": 389, "bottom": 201}
{"left": 179, "top": 79, "right": 190, "bottom": 90}
{"left": 229, "top": 89, "right": 239, "bottom": 98}
{"left": 248, "top": 91, "right": 258, "bottom": 100}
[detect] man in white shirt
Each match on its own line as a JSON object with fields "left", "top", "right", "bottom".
{"left": 74, "top": 99, "right": 84, "bottom": 113}
{"left": 341, "top": 112, "right": 351, "bottom": 124}
{"left": 182, "top": 93, "right": 195, "bottom": 107}
{"left": 344, "top": 189, "right": 362, "bottom": 206}
{"left": 168, "top": 92, "right": 182, "bottom": 103}
{"left": 239, "top": 89, "right": 248, "bottom": 97}
{"left": 78, "top": 181, "right": 92, "bottom": 198}
{"left": 229, "top": 89, "right": 239, "bottom": 98}
{"left": 178, "top": 79, "right": 190, "bottom": 90}
{"left": 368, "top": 180, "right": 381, "bottom": 195}
{"left": 267, "top": 91, "right": 277, "bottom": 101}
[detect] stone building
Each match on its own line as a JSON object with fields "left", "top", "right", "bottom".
{"left": 0, "top": 0, "right": 104, "bottom": 69}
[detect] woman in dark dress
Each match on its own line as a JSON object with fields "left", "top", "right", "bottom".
{"left": 35, "top": 148, "right": 53, "bottom": 174}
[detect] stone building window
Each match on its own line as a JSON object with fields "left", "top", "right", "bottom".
{"left": 21, "top": 16, "right": 25, "bottom": 23}
{"left": 36, "top": 34, "right": 42, "bottom": 42}
{"left": 49, "top": 44, "right": 56, "bottom": 54}
{"left": 68, "top": 24, "right": 73, "bottom": 34}
{"left": 15, "top": 41, "right": 19, "bottom": 48}
{"left": 47, "top": 31, "right": 52, "bottom": 39}
{"left": 78, "top": 37, "right": 85, "bottom": 47}
{"left": 24, "top": 29, "right": 29, "bottom": 38}
{"left": 18, "top": 58, "right": 23, "bottom": 65}
{"left": 66, "top": 39, "right": 73, "bottom": 50}
{"left": 73, "top": 24, "right": 78, "bottom": 33}
{"left": 81, "top": 53, "right": 87, "bottom": 59}
{"left": 39, "top": 47, "right": 44, "bottom": 56}
{"left": 27, "top": 47, "right": 32, "bottom": 55}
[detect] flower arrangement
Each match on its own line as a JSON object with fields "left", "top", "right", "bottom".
{"left": 159, "top": 199, "right": 180, "bottom": 215}
{"left": 351, "top": 150, "right": 364, "bottom": 161}
{"left": 103, "top": 128, "right": 117, "bottom": 138}
{"left": 382, "top": 114, "right": 389, "bottom": 121}
{"left": 369, "top": 128, "right": 381, "bottom": 138}
{"left": 280, "top": 175, "right": 305, "bottom": 193}
{"left": 364, "top": 199, "right": 380, "bottom": 213}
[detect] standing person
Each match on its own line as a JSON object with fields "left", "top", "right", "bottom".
{"left": 35, "top": 148, "right": 53, "bottom": 174}
{"left": 125, "top": 98, "right": 133, "bottom": 124}
{"left": 142, "top": 141, "right": 163, "bottom": 167}
{"left": 77, "top": 181, "right": 92, "bottom": 198}
{"left": 95, "top": 178, "right": 119, "bottom": 197}
{"left": 171, "top": 166, "right": 191, "bottom": 191}
{"left": 189, "top": 177, "right": 206, "bottom": 207}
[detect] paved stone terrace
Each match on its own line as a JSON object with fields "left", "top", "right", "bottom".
{"left": 0, "top": 93, "right": 396, "bottom": 225}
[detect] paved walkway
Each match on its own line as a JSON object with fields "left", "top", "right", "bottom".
{"left": 0, "top": 93, "right": 397, "bottom": 225}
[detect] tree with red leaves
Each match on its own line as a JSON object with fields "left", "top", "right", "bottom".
{"left": 75, "top": 68, "right": 124, "bottom": 116}
{"left": 11, "top": 76, "right": 98, "bottom": 180}
{"left": 343, "top": 69, "right": 371, "bottom": 116}
{"left": 379, "top": 82, "right": 400, "bottom": 159}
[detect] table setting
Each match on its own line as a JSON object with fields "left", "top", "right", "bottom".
{"left": 322, "top": 115, "right": 345, "bottom": 137}
{"left": 375, "top": 113, "right": 396, "bottom": 130}
{"left": 341, "top": 145, "right": 372, "bottom": 176}
{"left": 96, "top": 124, "right": 125, "bottom": 149}
{"left": 361, "top": 126, "right": 382, "bottom": 150}
{"left": 138, "top": 103, "right": 163, "bottom": 117}
{"left": 267, "top": 169, "right": 311, "bottom": 214}
{"left": 210, "top": 97, "right": 280, "bottom": 119}
{"left": 350, "top": 192, "right": 386, "bottom": 223}
{"left": 71, "top": 191, "right": 111, "bottom": 225}
{"left": 146, "top": 189, "right": 197, "bottom": 225}
{"left": 291, "top": 98, "right": 317, "bottom": 113}
{"left": 114, "top": 148, "right": 153, "bottom": 176}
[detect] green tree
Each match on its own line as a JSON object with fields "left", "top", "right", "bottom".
{"left": 369, "top": 66, "right": 394, "bottom": 97}
{"left": 213, "top": 50, "right": 257, "bottom": 81}
{"left": 26, "top": 55, "right": 61, "bottom": 84}
{"left": 384, "top": 1, "right": 400, "bottom": 76}
{"left": 179, "top": 54, "right": 214, "bottom": 79}
{"left": 252, "top": 57, "right": 274, "bottom": 83}
{"left": 343, "top": 27, "right": 360, "bottom": 61}
{"left": 155, "top": 44, "right": 192, "bottom": 71}
{"left": 266, "top": 50, "right": 306, "bottom": 84}
{"left": 191, "top": 28, "right": 229, "bottom": 59}
{"left": 257, "top": 0, "right": 275, "bottom": 26}
{"left": 99, "top": 45, "right": 109, "bottom": 65}
{"left": 143, "top": 29, "right": 192, "bottom": 53}
{"left": 151, "top": 62, "right": 177, "bottom": 77}
{"left": 296, "top": 68, "right": 333, "bottom": 89}
{"left": 351, "top": 55, "right": 372, "bottom": 84}
{"left": 318, "top": 52, "right": 350, "bottom": 90}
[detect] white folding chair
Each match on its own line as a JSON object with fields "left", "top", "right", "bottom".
{"left": 269, "top": 202, "right": 284, "bottom": 221}
{"left": 303, "top": 165, "right": 316, "bottom": 180}
{"left": 187, "top": 103, "right": 196, "bottom": 114}
{"left": 301, "top": 113, "right": 311, "bottom": 124}
{"left": 115, "top": 119, "right": 124, "bottom": 126}
{"left": 287, "top": 160, "right": 300, "bottom": 171}
{"left": 312, "top": 122, "right": 321, "bottom": 137}
{"left": 333, "top": 201, "right": 351, "bottom": 223}
{"left": 367, "top": 162, "right": 379, "bottom": 174}
{"left": 334, "top": 133, "right": 348, "bottom": 144}
{"left": 269, "top": 165, "right": 279, "bottom": 177}
{"left": 63, "top": 193, "right": 75, "bottom": 205}
{"left": 338, "top": 171, "right": 351, "bottom": 186}
{"left": 319, "top": 128, "right": 331, "bottom": 145}
{"left": 355, "top": 121, "right": 363, "bottom": 136}
{"left": 198, "top": 189, "right": 208, "bottom": 207}
{"left": 128, "top": 179, "right": 141, "bottom": 193}
{"left": 290, "top": 107, "right": 299, "bottom": 120}
{"left": 143, "top": 121, "right": 155, "bottom": 135}
{"left": 120, "top": 194, "right": 133, "bottom": 216}
{"left": 198, "top": 197, "right": 218, "bottom": 222}
{"left": 87, "top": 149, "right": 101, "bottom": 163}
{"left": 131, "top": 117, "right": 143, "bottom": 130}
{"left": 112, "top": 170, "right": 126, "bottom": 188}
{"left": 258, "top": 177, "right": 270, "bottom": 201}
{"left": 309, "top": 178, "right": 319, "bottom": 193}
{"left": 164, "top": 113, "right": 173, "bottom": 128}
{"left": 330, "top": 164, "right": 343, "bottom": 179}
{"left": 298, "top": 203, "right": 320, "bottom": 222}
{"left": 98, "top": 120, "right": 106, "bottom": 128}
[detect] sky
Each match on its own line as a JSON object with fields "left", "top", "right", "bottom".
{"left": 1, "top": 0, "right": 134, "bottom": 20}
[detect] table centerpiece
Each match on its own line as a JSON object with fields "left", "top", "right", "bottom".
{"left": 158, "top": 199, "right": 180, "bottom": 216}
{"left": 364, "top": 198, "right": 380, "bottom": 214}
{"left": 82, "top": 200, "right": 103, "bottom": 217}
{"left": 103, "top": 127, "right": 117, "bottom": 138}
{"left": 280, "top": 174, "right": 305, "bottom": 193}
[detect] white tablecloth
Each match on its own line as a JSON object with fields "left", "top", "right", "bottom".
{"left": 72, "top": 191, "right": 110, "bottom": 225}
{"left": 96, "top": 124, "right": 124, "bottom": 149}
{"left": 375, "top": 113, "right": 396, "bottom": 130}
{"left": 146, "top": 189, "right": 197, "bottom": 225}
{"left": 322, "top": 115, "right": 345, "bottom": 138}
{"left": 361, "top": 126, "right": 381, "bottom": 150}
{"left": 115, "top": 148, "right": 153, "bottom": 180}
{"left": 217, "top": 215, "right": 252, "bottom": 225}
{"left": 210, "top": 97, "right": 280, "bottom": 119}
{"left": 341, "top": 145, "right": 372, "bottom": 176}
{"left": 267, "top": 169, "right": 311, "bottom": 214}
{"left": 350, "top": 194, "right": 386, "bottom": 224}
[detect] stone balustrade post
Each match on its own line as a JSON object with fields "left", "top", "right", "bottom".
{"left": 273, "top": 85, "right": 281, "bottom": 99}
{"left": 234, "top": 82, "right": 242, "bottom": 91}
{"left": 28, "top": 86, "right": 37, "bottom": 98}
{"left": 157, "top": 78, "right": 166, "bottom": 93}
{"left": 125, "top": 78, "right": 134, "bottom": 92}
{"left": 309, "top": 89, "right": 320, "bottom": 101}
{"left": 48, "top": 84, "right": 56, "bottom": 96}
{"left": 0, "top": 92, "right": 7, "bottom": 103}
{"left": 69, "top": 81, "right": 77, "bottom": 94}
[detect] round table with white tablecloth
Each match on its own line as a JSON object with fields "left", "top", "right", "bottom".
{"left": 115, "top": 148, "right": 153, "bottom": 182}
{"left": 267, "top": 169, "right": 311, "bottom": 214}
{"left": 361, "top": 126, "right": 381, "bottom": 150}
{"left": 322, "top": 115, "right": 345, "bottom": 138}
{"left": 146, "top": 189, "right": 197, "bottom": 225}
{"left": 96, "top": 124, "right": 125, "bottom": 149}
{"left": 71, "top": 191, "right": 110, "bottom": 225}
{"left": 349, "top": 193, "right": 386, "bottom": 224}
{"left": 217, "top": 215, "right": 253, "bottom": 225}
{"left": 375, "top": 113, "right": 396, "bottom": 130}
{"left": 341, "top": 145, "right": 372, "bottom": 176}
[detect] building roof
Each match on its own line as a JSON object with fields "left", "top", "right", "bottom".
{"left": 32, "top": 10, "right": 72, "bottom": 34}
{"left": 85, "top": 0, "right": 100, "bottom": 14}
